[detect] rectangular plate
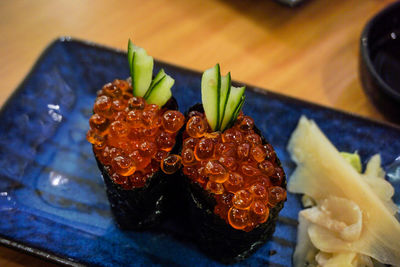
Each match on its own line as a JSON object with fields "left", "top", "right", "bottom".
{"left": 0, "top": 38, "right": 399, "bottom": 266}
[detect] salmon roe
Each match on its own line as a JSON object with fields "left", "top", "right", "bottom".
{"left": 87, "top": 79, "right": 184, "bottom": 189}
{"left": 181, "top": 113, "right": 286, "bottom": 231}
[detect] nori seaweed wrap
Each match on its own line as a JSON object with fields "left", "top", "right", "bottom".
{"left": 180, "top": 104, "right": 287, "bottom": 263}
{"left": 179, "top": 64, "right": 287, "bottom": 263}
{"left": 87, "top": 40, "right": 185, "bottom": 230}
{"left": 90, "top": 94, "right": 182, "bottom": 230}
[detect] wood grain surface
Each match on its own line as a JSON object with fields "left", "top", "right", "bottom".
{"left": 0, "top": 0, "right": 396, "bottom": 266}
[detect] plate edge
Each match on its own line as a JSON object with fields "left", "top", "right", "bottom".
{"left": 0, "top": 235, "right": 84, "bottom": 267}
{"left": 57, "top": 36, "right": 400, "bottom": 132}
{"left": 1, "top": 36, "right": 400, "bottom": 265}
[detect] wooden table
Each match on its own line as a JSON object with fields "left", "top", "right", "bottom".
{"left": 0, "top": 0, "right": 395, "bottom": 265}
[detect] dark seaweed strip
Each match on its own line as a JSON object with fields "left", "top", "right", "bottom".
{"left": 96, "top": 97, "right": 181, "bottom": 230}
{"left": 97, "top": 157, "right": 170, "bottom": 229}
{"left": 179, "top": 104, "right": 287, "bottom": 264}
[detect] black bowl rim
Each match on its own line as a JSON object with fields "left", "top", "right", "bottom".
{"left": 360, "top": 1, "right": 400, "bottom": 102}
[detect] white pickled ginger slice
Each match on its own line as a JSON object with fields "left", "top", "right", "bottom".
{"left": 315, "top": 251, "right": 373, "bottom": 267}
{"left": 287, "top": 116, "right": 400, "bottom": 265}
{"left": 315, "top": 251, "right": 360, "bottom": 267}
{"left": 362, "top": 175, "right": 398, "bottom": 215}
{"left": 364, "top": 154, "right": 385, "bottom": 179}
{"left": 293, "top": 213, "right": 318, "bottom": 267}
{"left": 362, "top": 154, "right": 398, "bottom": 215}
{"left": 301, "top": 197, "right": 362, "bottom": 241}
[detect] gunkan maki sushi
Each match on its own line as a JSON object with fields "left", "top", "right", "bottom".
{"left": 87, "top": 40, "right": 185, "bottom": 229}
{"left": 180, "top": 64, "right": 287, "bottom": 263}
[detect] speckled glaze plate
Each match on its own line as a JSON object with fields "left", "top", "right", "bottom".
{"left": 1, "top": 38, "right": 399, "bottom": 267}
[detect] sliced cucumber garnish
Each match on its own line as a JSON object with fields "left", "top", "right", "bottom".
{"left": 145, "top": 73, "right": 174, "bottom": 107}
{"left": 226, "top": 93, "right": 245, "bottom": 130}
{"left": 128, "top": 40, "right": 154, "bottom": 97}
{"left": 127, "top": 40, "right": 174, "bottom": 107}
{"left": 201, "top": 64, "right": 246, "bottom": 132}
{"left": 217, "top": 73, "right": 231, "bottom": 130}
{"left": 219, "top": 86, "right": 245, "bottom": 131}
{"left": 144, "top": 68, "right": 166, "bottom": 99}
{"left": 128, "top": 41, "right": 135, "bottom": 77}
{"left": 201, "top": 64, "right": 221, "bottom": 131}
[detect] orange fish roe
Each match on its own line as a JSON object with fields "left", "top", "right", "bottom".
{"left": 182, "top": 112, "right": 286, "bottom": 232}
{"left": 87, "top": 79, "right": 184, "bottom": 189}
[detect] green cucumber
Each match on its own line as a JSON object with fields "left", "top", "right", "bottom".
{"left": 217, "top": 72, "right": 231, "bottom": 130}
{"left": 128, "top": 40, "right": 135, "bottom": 78}
{"left": 145, "top": 74, "right": 174, "bottom": 107}
{"left": 144, "top": 68, "right": 166, "bottom": 99}
{"left": 226, "top": 94, "right": 245, "bottom": 130}
{"left": 127, "top": 40, "right": 154, "bottom": 97}
{"left": 201, "top": 64, "right": 221, "bottom": 131}
{"left": 220, "top": 85, "right": 245, "bottom": 131}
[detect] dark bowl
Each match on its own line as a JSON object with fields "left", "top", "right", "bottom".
{"left": 359, "top": 1, "right": 400, "bottom": 124}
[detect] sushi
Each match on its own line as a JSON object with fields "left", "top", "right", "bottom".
{"left": 87, "top": 40, "right": 185, "bottom": 229}
{"left": 86, "top": 44, "right": 286, "bottom": 261}
{"left": 179, "top": 64, "right": 287, "bottom": 263}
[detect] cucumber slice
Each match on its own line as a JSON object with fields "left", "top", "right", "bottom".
{"left": 145, "top": 74, "right": 174, "bottom": 107}
{"left": 201, "top": 64, "right": 221, "bottom": 131}
{"left": 220, "top": 86, "right": 245, "bottom": 131}
{"left": 127, "top": 40, "right": 154, "bottom": 97}
{"left": 144, "top": 68, "right": 166, "bottom": 99}
{"left": 217, "top": 72, "right": 231, "bottom": 130}
{"left": 128, "top": 40, "right": 135, "bottom": 77}
{"left": 226, "top": 94, "right": 245, "bottom": 130}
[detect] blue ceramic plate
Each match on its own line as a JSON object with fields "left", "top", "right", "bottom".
{"left": 0, "top": 38, "right": 399, "bottom": 267}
